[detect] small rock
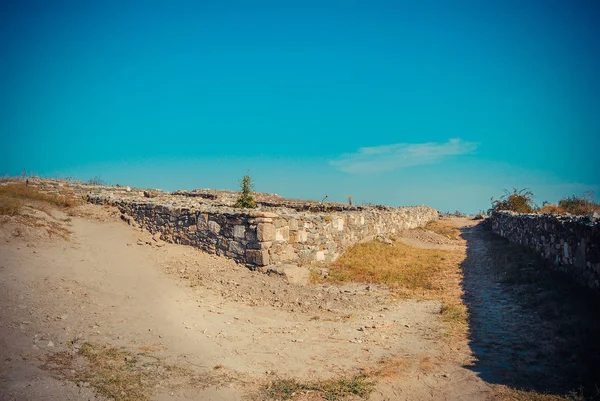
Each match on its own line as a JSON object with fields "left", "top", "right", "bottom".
{"left": 137, "top": 241, "right": 144, "bottom": 246}
{"left": 47, "top": 341, "right": 54, "bottom": 347}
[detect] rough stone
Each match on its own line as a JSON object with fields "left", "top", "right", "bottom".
{"left": 257, "top": 223, "right": 276, "bottom": 242}
{"left": 246, "top": 249, "right": 269, "bottom": 266}
{"left": 491, "top": 211, "right": 600, "bottom": 290}
{"left": 30, "top": 178, "right": 438, "bottom": 268}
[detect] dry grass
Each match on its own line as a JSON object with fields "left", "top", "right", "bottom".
{"left": 0, "top": 196, "right": 21, "bottom": 215}
{"left": 263, "top": 374, "right": 375, "bottom": 400}
{"left": 75, "top": 342, "right": 153, "bottom": 400}
{"left": 42, "top": 342, "right": 223, "bottom": 401}
{"left": 320, "top": 235, "right": 469, "bottom": 340}
{"left": 0, "top": 175, "right": 19, "bottom": 183}
{"left": 420, "top": 219, "right": 463, "bottom": 241}
{"left": 493, "top": 385, "right": 585, "bottom": 401}
{"left": 0, "top": 182, "right": 78, "bottom": 215}
{"left": 323, "top": 240, "right": 463, "bottom": 294}
{"left": 536, "top": 204, "right": 567, "bottom": 215}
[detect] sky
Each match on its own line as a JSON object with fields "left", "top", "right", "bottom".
{"left": 1, "top": 0, "right": 599, "bottom": 213}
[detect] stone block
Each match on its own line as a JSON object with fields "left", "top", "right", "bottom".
{"left": 234, "top": 225, "right": 246, "bottom": 239}
{"left": 227, "top": 217, "right": 243, "bottom": 225}
{"left": 297, "top": 230, "right": 308, "bottom": 243}
{"left": 257, "top": 223, "right": 276, "bottom": 242}
{"left": 246, "top": 249, "right": 270, "bottom": 266}
{"left": 279, "top": 244, "right": 296, "bottom": 261}
{"left": 249, "top": 211, "right": 279, "bottom": 219}
{"left": 289, "top": 219, "right": 299, "bottom": 231}
{"left": 332, "top": 218, "right": 344, "bottom": 231}
{"left": 208, "top": 220, "right": 220, "bottom": 234}
{"left": 275, "top": 226, "right": 289, "bottom": 241}
{"left": 245, "top": 227, "right": 257, "bottom": 242}
{"left": 229, "top": 241, "right": 245, "bottom": 255}
{"left": 197, "top": 214, "right": 209, "bottom": 231}
{"left": 248, "top": 217, "right": 273, "bottom": 224}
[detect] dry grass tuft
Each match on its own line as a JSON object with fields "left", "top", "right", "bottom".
{"left": 75, "top": 342, "right": 154, "bottom": 400}
{"left": 493, "top": 385, "right": 585, "bottom": 401}
{"left": 440, "top": 302, "right": 468, "bottom": 326}
{"left": 0, "top": 196, "right": 21, "bottom": 215}
{"left": 263, "top": 374, "right": 374, "bottom": 400}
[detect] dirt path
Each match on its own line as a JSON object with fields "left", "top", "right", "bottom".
{"left": 460, "top": 222, "right": 600, "bottom": 396}
{"left": 0, "top": 206, "right": 493, "bottom": 400}
{"left": 2, "top": 205, "right": 596, "bottom": 400}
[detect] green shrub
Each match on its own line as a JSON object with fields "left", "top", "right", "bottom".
{"left": 234, "top": 174, "right": 257, "bottom": 209}
{"left": 490, "top": 188, "right": 536, "bottom": 213}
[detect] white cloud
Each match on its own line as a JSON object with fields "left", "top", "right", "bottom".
{"left": 330, "top": 138, "right": 478, "bottom": 173}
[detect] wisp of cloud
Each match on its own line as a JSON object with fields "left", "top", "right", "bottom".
{"left": 330, "top": 138, "right": 478, "bottom": 173}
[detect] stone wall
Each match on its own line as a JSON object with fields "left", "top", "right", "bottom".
{"left": 86, "top": 196, "right": 438, "bottom": 268}
{"left": 490, "top": 211, "right": 600, "bottom": 290}
{"left": 21, "top": 178, "right": 438, "bottom": 268}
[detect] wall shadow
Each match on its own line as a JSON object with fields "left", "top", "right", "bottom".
{"left": 459, "top": 221, "right": 600, "bottom": 396}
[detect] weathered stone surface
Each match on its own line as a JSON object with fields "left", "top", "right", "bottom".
{"left": 229, "top": 241, "right": 245, "bottom": 256}
{"left": 208, "top": 220, "right": 220, "bottom": 234}
{"left": 233, "top": 225, "right": 245, "bottom": 239}
{"left": 297, "top": 230, "right": 308, "bottom": 243}
{"left": 32, "top": 177, "right": 438, "bottom": 268}
{"left": 248, "top": 217, "right": 272, "bottom": 224}
{"left": 197, "top": 214, "right": 208, "bottom": 230}
{"left": 249, "top": 211, "right": 280, "bottom": 219}
{"left": 275, "top": 226, "right": 289, "bottom": 241}
{"left": 246, "top": 249, "right": 269, "bottom": 266}
{"left": 491, "top": 211, "right": 600, "bottom": 290}
{"left": 257, "top": 223, "right": 276, "bottom": 242}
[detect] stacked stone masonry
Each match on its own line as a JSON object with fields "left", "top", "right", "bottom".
{"left": 22, "top": 178, "right": 438, "bottom": 267}
{"left": 491, "top": 211, "right": 600, "bottom": 290}
{"left": 89, "top": 198, "right": 438, "bottom": 267}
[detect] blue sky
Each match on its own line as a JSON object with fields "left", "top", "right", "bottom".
{"left": 1, "top": 0, "right": 599, "bottom": 213}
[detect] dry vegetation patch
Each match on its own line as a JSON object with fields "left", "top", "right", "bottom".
{"left": 323, "top": 241, "right": 462, "bottom": 292}
{"left": 41, "top": 342, "right": 233, "bottom": 401}
{"left": 263, "top": 374, "right": 375, "bottom": 401}
{"left": 419, "top": 219, "right": 463, "bottom": 241}
{"left": 493, "top": 386, "right": 585, "bottom": 401}
{"left": 318, "top": 221, "right": 469, "bottom": 340}
{"left": 0, "top": 182, "right": 79, "bottom": 216}
{"left": 317, "top": 218, "right": 473, "bottom": 348}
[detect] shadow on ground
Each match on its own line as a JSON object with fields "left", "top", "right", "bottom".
{"left": 459, "top": 221, "right": 600, "bottom": 397}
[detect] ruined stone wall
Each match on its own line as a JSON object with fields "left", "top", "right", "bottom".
{"left": 87, "top": 196, "right": 438, "bottom": 267}
{"left": 490, "top": 211, "right": 600, "bottom": 290}
{"left": 22, "top": 178, "right": 437, "bottom": 267}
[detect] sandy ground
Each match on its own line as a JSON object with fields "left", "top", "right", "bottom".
{"left": 0, "top": 204, "right": 495, "bottom": 400}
